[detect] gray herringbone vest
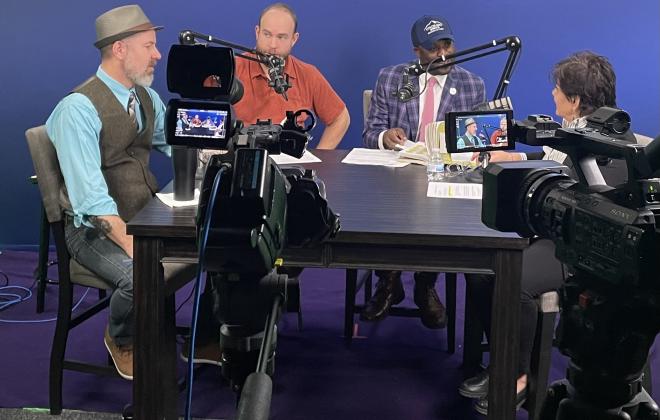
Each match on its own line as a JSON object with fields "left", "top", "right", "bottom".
{"left": 74, "top": 76, "right": 159, "bottom": 221}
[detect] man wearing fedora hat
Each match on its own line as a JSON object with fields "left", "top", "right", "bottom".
{"left": 45, "top": 4, "right": 167, "bottom": 380}
{"left": 361, "top": 15, "right": 485, "bottom": 329}
{"left": 457, "top": 117, "right": 483, "bottom": 149}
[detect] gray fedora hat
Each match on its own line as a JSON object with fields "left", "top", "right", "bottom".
{"left": 94, "top": 4, "right": 163, "bottom": 49}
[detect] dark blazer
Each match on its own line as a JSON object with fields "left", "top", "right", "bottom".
{"left": 363, "top": 63, "right": 485, "bottom": 148}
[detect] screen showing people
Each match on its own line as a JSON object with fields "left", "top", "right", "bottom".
{"left": 445, "top": 110, "right": 514, "bottom": 153}
{"left": 176, "top": 108, "right": 228, "bottom": 140}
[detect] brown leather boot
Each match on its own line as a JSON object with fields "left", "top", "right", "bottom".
{"left": 360, "top": 271, "right": 404, "bottom": 321}
{"left": 413, "top": 272, "right": 447, "bottom": 329}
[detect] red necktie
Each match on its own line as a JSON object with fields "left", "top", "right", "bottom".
{"left": 418, "top": 76, "right": 437, "bottom": 143}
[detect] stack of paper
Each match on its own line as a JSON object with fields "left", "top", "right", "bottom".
{"left": 397, "top": 143, "right": 477, "bottom": 169}
{"left": 341, "top": 148, "right": 409, "bottom": 167}
{"left": 398, "top": 142, "right": 429, "bottom": 165}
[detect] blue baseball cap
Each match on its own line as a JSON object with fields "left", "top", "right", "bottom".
{"left": 411, "top": 15, "right": 454, "bottom": 50}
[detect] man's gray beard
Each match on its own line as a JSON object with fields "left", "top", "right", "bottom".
{"left": 129, "top": 72, "right": 154, "bottom": 88}
{"left": 124, "top": 58, "right": 154, "bottom": 87}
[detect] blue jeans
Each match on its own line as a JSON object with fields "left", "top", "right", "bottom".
{"left": 65, "top": 219, "right": 133, "bottom": 346}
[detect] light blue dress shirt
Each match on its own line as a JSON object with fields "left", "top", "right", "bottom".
{"left": 46, "top": 66, "right": 170, "bottom": 227}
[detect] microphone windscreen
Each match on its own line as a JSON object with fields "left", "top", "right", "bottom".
{"left": 230, "top": 78, "right": 244, "bottom": 104}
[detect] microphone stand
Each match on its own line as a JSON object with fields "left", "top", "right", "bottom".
{"left": 398, "top": 36, "right": 522, "bottom": 183}
{"left": 179, "top": 30, "right": 291, "bottom": 100}
{"left": 401, "top": 36, "right": 522, "bottom": 103}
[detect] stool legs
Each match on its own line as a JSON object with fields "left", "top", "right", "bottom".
{"left": 345, "top": 270, "right": 456, "bottom": 353}
{"left": 525, "top": 310, "right": 557, "bottom": 420}
{"left": 36, "top": 206, "right": 51, "bottom": 313}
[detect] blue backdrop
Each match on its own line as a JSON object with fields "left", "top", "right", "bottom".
{"left": 1, "top": 0, "right": 658, "bottom": 246}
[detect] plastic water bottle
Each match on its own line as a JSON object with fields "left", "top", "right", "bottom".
{"left": 426, "top": 150, "right": 445, "bottom": 182}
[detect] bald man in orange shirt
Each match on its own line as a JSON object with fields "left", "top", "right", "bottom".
{"left": 233, "top": 2, "right": 350, "bottom": 149}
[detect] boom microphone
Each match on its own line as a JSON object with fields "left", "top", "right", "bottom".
{"left": 406, "top": 62, "right": 425, "bottom": 77}
{"left": 265, "top": 55, "right": 291, "bottom": 100}
{"left": 396, "top": 70, "right": 417, "bottom": 102}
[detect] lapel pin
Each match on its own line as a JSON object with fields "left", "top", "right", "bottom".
{"left": 449, "top": 87, "right": 457, "bottom": 96}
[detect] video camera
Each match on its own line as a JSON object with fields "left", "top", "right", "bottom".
{"left": 165, "top": 41, "right": 340, "bottom": 420}
{"left": 165, "top": 42, "right": 339, "bottom": 274}
{"left": 474, "top": 107, "right": 660, "bottom": 419}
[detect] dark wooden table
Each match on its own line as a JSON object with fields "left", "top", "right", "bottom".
{"left": 127, "top": 149, "right": 529, "bottom": 420}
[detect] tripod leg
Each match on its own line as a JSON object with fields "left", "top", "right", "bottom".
{"left": 539, "top": 380, "right": 568, "bottom": 420}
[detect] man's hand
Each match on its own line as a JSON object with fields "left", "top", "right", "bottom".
{"left": 471, "top": 150, "right": 521, "bottom": 162}
{"left": 382, "top": 128, "right": 408, "bottom": 150}
{"left": 472, "top": 150, "right": 523, "bottom": 163}
{"left": 490, "top": 150, "right": 520, "bottom": 162}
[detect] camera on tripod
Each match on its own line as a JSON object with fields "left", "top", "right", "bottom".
{"left": 475, "top": 107, "right": 660, "bottom": 419}
{"left": 164, "top": 42, "right": 340, "bottom": 420}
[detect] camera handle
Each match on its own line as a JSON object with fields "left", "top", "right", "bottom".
{"left": 538, "top": 275, "right": 660, "bottom": 420}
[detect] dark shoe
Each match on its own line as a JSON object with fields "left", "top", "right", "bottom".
{"left": 104, "top": 326, "right": 133, "bottom": 380}
{"left": 413, "top": 273, "right": 447, "bottom": 329}
{"left": 181, "top": 339, "right": 223, "bottom": 366}
{"left": 474, "top": 388, "right": 527, "bottom": 416}
{"left": 459, "top": 370, "right": 489, "bottom": 399}
{"left": 360, "top": 271, "right": 404, "bottom": 321}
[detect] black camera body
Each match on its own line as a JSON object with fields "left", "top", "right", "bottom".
{"left": 482, "top": 109, "right": 660, "bottom": 288}
{"left": 480, "top": 107, "right": 660, "bottom": 418}
{"left": 163, "top": 44, "right": 339, "bottom": 277}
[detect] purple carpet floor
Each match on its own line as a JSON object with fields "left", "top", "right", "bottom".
{"left": 0, "top": 250, "right": 658, "bottom": 419}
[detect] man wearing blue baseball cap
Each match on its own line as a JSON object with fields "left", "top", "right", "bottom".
{"left": 361, "top": 15, "right": 485, "bottom": 328}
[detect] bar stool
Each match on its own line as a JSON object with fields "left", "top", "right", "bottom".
{"left": 463, "top": 290, "right": 559, "bottom": 420}
{"left": 29, "top": 175, "right": 59, "bottom": 313}
{"left": 344, "top": 270, "right": 458, "bottom": 353}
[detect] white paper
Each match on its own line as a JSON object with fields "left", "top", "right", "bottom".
{"left": 156, "top": 188, "right": 200, "bottom": 207}
{"left": 393, "top": 139, "right": 417, "bottom": 150}
{"left": 427, "top": 182, "right": 482, "bottom": 200}
{"left": 270, "top": 150, "right": 321, "bottom": 165}
{"left": 398, "top": 142, "right": 428, "bottom": 162}
{"left": 341, "top": 148, "right": 409, "bottom": 167}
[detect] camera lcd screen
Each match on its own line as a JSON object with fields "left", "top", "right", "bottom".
{"left": 176, "top": 108, "right": 228, "bottom": 139}
{"left": 166, "top": 99, "right": 232, "bottom": 149}
{"left": 445, "top": 110, "right": 514, "bottom": 153}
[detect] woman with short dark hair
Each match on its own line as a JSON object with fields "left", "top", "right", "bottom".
{"left": 488, "top": 50, "right": 633, "bottom": 165}
{"left": 459, "top": 51, "right": 635, "bottom": 416}
{"left": 551, "top": 51, "right": 617, "bottom": 118}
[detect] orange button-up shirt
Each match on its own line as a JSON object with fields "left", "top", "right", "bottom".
{"left": 233, "top": 54, "right": 345, "bottom": 127}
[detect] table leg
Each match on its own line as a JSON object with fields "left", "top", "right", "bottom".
{"left": 488, "top": 249, "right": 522, "bottom": 420}
{"left": 344, "top": 269, "right": 357, "bottom": 342}
{"left": 133, "top": 237, "right": 178, "bottom": 420}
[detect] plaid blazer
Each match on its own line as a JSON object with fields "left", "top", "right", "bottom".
{"left": 363, "top": 63, "right": 485, "bottom": 148}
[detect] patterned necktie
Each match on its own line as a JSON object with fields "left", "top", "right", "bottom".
{"left": 127, "top": 91, "right": 138, "bottom": 128}
{"left": 418, "top": 76, "right": 437, "bottom": 142}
